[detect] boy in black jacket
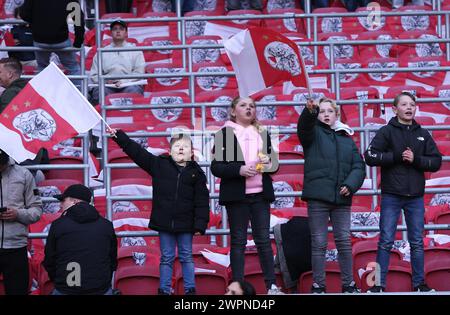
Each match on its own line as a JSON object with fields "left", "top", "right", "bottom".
{"left": 108, "top": 128, "right": 210, "bottom": 295}
{"left": 364, "top": 92, "right": 442, "bottom": 293}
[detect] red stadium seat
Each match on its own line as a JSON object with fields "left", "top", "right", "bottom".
{"left": 360, "top": 261, "right": 412, "bottom": 292}
{"left": 46, "top": 156, "right": 84, "bottom": 183}
{"left": 226, "top": 10, "right": 263, "bottom": 27}
{"left": 389, "top": 6, "right": 437, "bottom": 34}
{"left": 264, "top": 9, "right": 306, "bottom": 35}
{"left": 187, "top": 35, "right": 226, "bottom": 65}
{"left": 117, "top": 245, "right": 160, "bottom": 269}
{"left": 174, "top": 263, "right": 229, "bottom": 295}
{"left": 352, "top": 239, "right": 403, "bottom": 288}
{"left": 298, "top": 261, "right": 342, "bottom": 293}
{"left": 244, "top": 262, "right": 285, "bottom": 294}
{"left": 276, "top": 151, "right": 304, "bottom": 175}
{"left": 358, "top": 31, "right": 399, "bottom": 59}
{"left": 271, "top": 173, "right": 305, "bottom": 209}
{"left": 114, "top": 264, "right": 160, "bottom": 295}
{"left": 424, "top": 246, "right": 450, "bottom": 263}
{"left": 313, "top": 7, "right": 348, "bottom": 34}
{"left": 318, "top": 32, "right": 357, "bottom": 63}
{"left": 425, "top": 259, "right": 450, "bottom": 291}
{"left": 195, "top": 89, "right": 238, "bottom": 125}
{"left": 108, "top": 149, "right": 152, "bottom": 181}
{"left": 193, "top": 62, "right": 237, "bottom": 95}
{"left": 146, "top": 63, "right": 188, "bottom": 93}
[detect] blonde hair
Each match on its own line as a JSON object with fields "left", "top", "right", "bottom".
{"left": 318, "top": 97, "right": 340, "bottom": 117}
{"left": 229, "top": 96, "right": 264, "bottom": 132}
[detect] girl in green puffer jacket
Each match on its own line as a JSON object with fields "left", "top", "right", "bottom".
{"left": 297, "top": 98, "right": 365, "bottom": 294}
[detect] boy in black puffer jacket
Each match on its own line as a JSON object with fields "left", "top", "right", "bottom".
{"left": 108, "top": 128, "right": 210, "bottom": 295}
{"left": 364, "top": 92, "right": 442, "bottom": 293}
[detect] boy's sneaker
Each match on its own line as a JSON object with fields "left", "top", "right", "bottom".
{"left": 311, "top": 283, "right": 326, "bottom": 294}
{"left": 157, "top": 288, "right": 170, "bottom": 295}
{"left": 366, "top": 285, "right": 385, "bottom": 293}
{"left": 267, "top": 284, "right": 285, "bottom": 295}
{"left": 413, "top": 283, "right": 435, "bottom": 292}
{"left": 185, "top": 288, "right": 196, "bottom": 295}
{"left": 342, "top": 281, "right": 361, "bottom": 293}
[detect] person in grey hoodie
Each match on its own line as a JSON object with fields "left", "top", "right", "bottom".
{"left": 0, "top": 149, "right": 42, "bottom": 295}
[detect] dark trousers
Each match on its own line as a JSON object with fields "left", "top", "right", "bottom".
{"left": 105, "top": 0, "right": 132, "bottom": 13}
{"left": 226, "top": 193, "right": 276, "bottom": 290}
{"left": 0, "top": 246, "right": 29, "bottom": 295}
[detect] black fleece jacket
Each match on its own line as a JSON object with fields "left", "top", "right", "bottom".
{"left": 112, "top": 130, "right": 210, "bottom": 234}
{"left": 364, "top": 117, "right": 442, "bottom": 197}
{"left": 20, "top": 0, "right": 85, "bottom": 46}
{"left": 43, "top": 202, "right": 117, "bottom": 295}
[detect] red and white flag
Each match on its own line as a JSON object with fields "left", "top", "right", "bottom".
{"left": 0, "top": 62, "right": 102, "bottom": 162}
{"left": 224, "top": 27, "right": 310, "bottom": 97}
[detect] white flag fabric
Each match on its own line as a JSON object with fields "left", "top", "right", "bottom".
{"left": 0, "top": 62, "right": 102, "bottom": 162}
{"left": 224, "top": 27, "right": 310, "bottom": 97}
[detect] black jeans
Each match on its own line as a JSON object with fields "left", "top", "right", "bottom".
{"left": 0, "top": 246, "right": 29, "bottom": 295}
{"left": 226, "top": 193, "right": 276, "bottom": 290}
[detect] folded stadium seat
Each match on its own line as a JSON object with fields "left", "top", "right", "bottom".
{"left": 424, "top": 246, "right": 450, "bottom": 264}
{"left": 114, "top": 264, "right": 160, "bottom": 294}
{"left": 141, "top": 91, "right": 193, "bottom": 125}
{"left": 187, "top": 35, "right": 224, "bottom": 65}
{"left": 184, "top": 11, "right": 218, "bottom": 38}
{"left": 339, "top": 86, "right": 381, "bottom": 123}
{"left": 265, "top": 0, "right": 300, "bottom": 12}
{"left": 108, "top": 122, "right": 150, "bottom": 152}
{"left": 38, "top": 179, "right": 83, "bottom": 214}
{"left": 146, "top": 63, "right": 188, "bottom": 93}
{"left": 145, "top": 121, "right": 194, "bottom": 150}
{"left": 140, "top": 36, "right": 182, "bottom": 65}
{"left": 191, "top": 0, "right": 226, "bottom": 14}
{"left": 421, "top": 86, "right": 450, "bottom": 125}
{"left": 346, "top": 7, "right": 393, "bottom": 36}
{"left": 352, "top": 239, "right": 403, "bottom": 288}
{"left": 226, "top": 9, "right": 263, "bottom": 27}
{"left": 45, "top": 156, "right": 84, "bottom": 183}
{"left": 190, "top": 244, "right": 227, "bottom": 265}
{"left": 363, "top": 57, "right": 407, "bottom": 93}
{"left": 244, "top": 261, "right": 285, "bottom": 294}
{"left": 113, "top": 211, "right": 160, "bottom": 249}
{"left": 193, "top": 62, "right": 237, "bottom": 95}
{"left": 117, "top": 245, "right": 160, "bottom": 269}
{"left": 133, "top": 0, "right": 152, "bottom": 16}
{"left": 134, "top": 0, "right": 174, "bottom": 13}
{"left": 432, "top": 205, "right": 450, "bottom": 236}
{"left": 389, "top": 5, "right": 437, "bottom": 34}
{"left": 275, "top": 151, "right": 304, "bottom": 175}
{"left": 425, "top": 170, "right": 450, "bottom": 207}
{"left": 174, "top": 263, "right": 229, "bottom": 295}
{"left": 313, "top": 7, "right": 348, "bottom": 34}
{"left": 384, "top": 85, "right": 427, "bottom": 100}
{"left": 318, "top": 32, "right": 357, "bottom": 65}
{"left": 414, "top": 116, "right": 436, "bottom": 127}
{"left": 270, "top": 173, "right": 305, "bottom": 209}
{"left": 403, "top": 56, "right": 448, "bottom": 90}
{"left": 29, "top": 213, "right": 63, "bottom": 265}
{"left": 424, "top": 204, "right": 450, "bottom": 225}
{"left": 195, "top": 89, "right": 238, "bottom": 125}
{"left": 328, "top": 58, "right": 370, "bottom": 90}
{"left": 107, "top": 149, "right": 154, "bottom": 181}
{"left": 351, "top": 208, "right": 382, "bottom": 243}
{"left": 110, "top": 178, "right": 153, "bottom": 212}
{"left": 424, "top": 260, "right": 450, "bottom": 291}
{"left": 298, "top": 261, "right": 341, "bottom": 293}
{"left": 360, "top": 260, "right": 412, "bottom": 292}
{"left": 263, "top": 9, "right": 306, "bottom": 35}
{"left": 132, "top": 12, "right": 178, "bottom": 40}
{"left": 104, "top": 93, "right": 149, "bottom": 124}
{"left": 433, "top": 117, "right": 450, "bottom": 142}
{"left": 357, "top": 31, "right": 399, "bottom": 61}
{"left": 397, "top": 30, "right": 445, "bottom": 60}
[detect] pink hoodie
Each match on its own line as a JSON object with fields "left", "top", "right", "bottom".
{"left": 224, "top": 121, "right": 263, "bottom": 194}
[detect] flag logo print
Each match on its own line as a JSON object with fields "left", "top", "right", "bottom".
{"left": 264, "top": 41, "right": 301, "bottom": 76}
{"left": 13, "top": 109, "right": 56, "bottom": 142}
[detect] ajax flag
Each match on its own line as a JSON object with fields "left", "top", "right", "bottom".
{"left": 0, "top": 62, "right": 102, "bottom": 162}
{"left": 224, "top": 27, "right": 310, "bottom": 97}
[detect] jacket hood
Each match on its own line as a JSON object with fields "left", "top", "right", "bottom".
{"left": 11, "top": 78, "right": 28, "bottom": 89}
{"left": 224, "top": 120, "right": 258, "bottom": 132}
{"left": 65, "top": 201, "right": 99, "bottom": 224}
{"left": 332, "top": 120, "right": 354, "bottom": 136}
{"left": 388, "top": 117, "right": 420, "bottom": 130}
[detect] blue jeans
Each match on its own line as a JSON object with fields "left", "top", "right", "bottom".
{"left": 34, "top": 39, "right": 80, "bottom": 75}
{"left": 376, "top": 194, "right": 425, "bottom": 288}
{"left": 52, "top": 287, "right": 113, "bottom": 295}
{"left": 159, "top": 231, "right": 195, "bottom": 294}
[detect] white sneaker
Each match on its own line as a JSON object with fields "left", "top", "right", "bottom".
{"left": 267, "top": 284, "right": 285, "bottom": 295}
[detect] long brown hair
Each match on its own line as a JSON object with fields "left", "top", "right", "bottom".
{"left": 229, "top": 96, "right": 263, "bottom": 132}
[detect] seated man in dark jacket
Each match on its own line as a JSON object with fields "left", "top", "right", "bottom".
{"left": 0, "top": 57, "right": 27, "bottom": 113}
{"left": 364, "top": 92, "right": 442, "bottom": 293}
{"left": 43, "top": 184, "right": 117, "bottom": 295}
